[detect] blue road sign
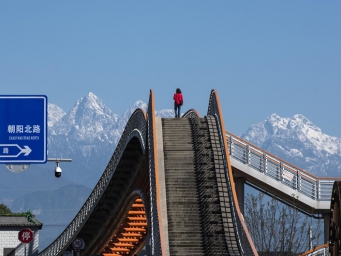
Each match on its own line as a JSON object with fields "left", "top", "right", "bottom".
{"left": 0, "top": 95, "right": 47, "bottom": 163}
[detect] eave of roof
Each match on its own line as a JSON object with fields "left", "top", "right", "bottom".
{"left": 0, "top": 216, "right": 43, "bottom": 229}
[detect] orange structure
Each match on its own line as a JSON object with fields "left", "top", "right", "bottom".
{"left": 101, "top": 198, "right": 147, "bottom": 256}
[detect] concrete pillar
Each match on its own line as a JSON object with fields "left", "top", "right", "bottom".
{"left": 235, "top": 177, "right": 246, "bottom": 215}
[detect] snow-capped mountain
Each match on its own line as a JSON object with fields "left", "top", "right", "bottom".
{"left": 47, "top": 96, "right": 341, "bottom": 185}
{"left": 48, "top": 104, "right": 66, "bottom": 127}
{"left": 47, "top": 92, "right": 174, "bottom": 187}
{"left": 241, "top": 113, "right": 341, "bottom": 177}
{"left": 51, "top": 92, "right": 120, "bottom": 141}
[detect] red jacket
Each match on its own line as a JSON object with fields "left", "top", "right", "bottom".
{"left": 173, "top": 93, "right": 183, "bottom": 105}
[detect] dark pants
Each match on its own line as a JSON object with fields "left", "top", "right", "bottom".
{"left": 174, "top": 103, "right": 181, "bottom": 118}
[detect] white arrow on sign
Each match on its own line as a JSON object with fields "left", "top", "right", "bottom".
{"left": 0, "top": 144, "right": 32, "bottom": 157}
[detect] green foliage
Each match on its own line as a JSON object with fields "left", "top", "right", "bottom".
{"left": 25, "top": 209, "right": 37, "bottom": 224}
{"left": 0, "top": 204, "right": 37, "bottom": 224}
{"left": 0, "top": 203, "right": 12, "bottom": 214}
{"left": 244, "top": 192, "right": 322, "bottom": 255}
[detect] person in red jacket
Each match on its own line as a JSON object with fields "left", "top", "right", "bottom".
{"left": 173, "top": 88, "right": 183, "bottom": 118}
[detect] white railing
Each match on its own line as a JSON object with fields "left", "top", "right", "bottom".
{"left": 299, "top": 244, "right": 329, "bottom": 256}
{"left": 226, "top": 132, "right": 339, "bottom": 201}
{"left": 306, "top": 247, "right": 329, "bottom": 256}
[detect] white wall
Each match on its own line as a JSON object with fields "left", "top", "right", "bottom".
{"left": 0, "top": 227, "right": 39, "bottom": 256}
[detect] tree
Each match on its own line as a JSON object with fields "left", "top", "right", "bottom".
{"left": 244, "top": 192, "right": 322, "bottom": 256}
{"left": 0, "top": 203, "right": 12, "bottom": 214}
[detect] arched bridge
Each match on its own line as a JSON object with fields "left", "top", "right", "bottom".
{"left": 38, "top": 89, "right": 341, "bottom": 256}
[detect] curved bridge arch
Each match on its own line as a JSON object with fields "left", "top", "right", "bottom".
{"left": 39, "top": 89, "right": 258, "bottom": 256}
{"left": 39, "top": 108, "right": 150, "bottom": 255}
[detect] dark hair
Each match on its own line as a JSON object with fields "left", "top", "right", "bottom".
{"left": 176, "top": 88, "right": 181, "bottom": 93}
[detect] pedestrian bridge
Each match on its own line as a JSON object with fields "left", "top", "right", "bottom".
{"left": 38, "top": 89, "right": 341, "bottom": 256}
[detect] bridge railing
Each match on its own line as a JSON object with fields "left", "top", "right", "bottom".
{"left": 208, "top": 89, "right": 259, "bottom": 255}
{"left": 299, "top": 244, "right": 329, "bottom": 256}
{"left": 226, "top": 131, "right": 338, "bottom": 201}
{"left": 302, "top": 248, "right": 328, "bottom": 256}
{"left": 147, "top": 89, "right": 163, "bottom": 255}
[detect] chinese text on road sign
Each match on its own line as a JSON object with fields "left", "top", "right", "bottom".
{"left": 0, "top": 95, "right": 47, "bottom": 163}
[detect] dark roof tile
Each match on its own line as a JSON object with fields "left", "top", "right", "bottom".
{"left": 0, "top": 216, "right": 43, "bottom": 229}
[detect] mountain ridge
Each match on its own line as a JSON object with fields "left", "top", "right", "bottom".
{"left": 241, "top": 113, "right": 341, "bottom": 176}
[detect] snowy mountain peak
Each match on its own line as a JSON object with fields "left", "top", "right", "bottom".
{"left": 132, "top": 100, "right": 148, "bottom": 111}
{"left": 268, "top": 113, "right": 290, "bottom": 133}
{"left": 261, "top": 113, "right": 321, "bottom": 136}
{"left": 269, "top": 113, "right": 280, "bottom": 120}
{"left": 242, "top": 113, "right": 341, "bottom": 176}
{"left": 51, "top": 93, "right": 119, "bottom": 139}
{"left": 69, "top": 92, "right": 116, "bottom": 119}
{"left": 290, "top": 114, "right": 321, "bottom": 132}
{"left": 87, "top": 92, "right": 96, "bottom": 98}
{"left": 72, "top": 92, "right": 107, "bottom": 115}
{"left": 48, "top": 103, "right": 66, "bottom": 127}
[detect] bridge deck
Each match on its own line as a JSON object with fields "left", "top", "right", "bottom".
{"left": 159, "top": 117, "right": 232, "bottom": 255}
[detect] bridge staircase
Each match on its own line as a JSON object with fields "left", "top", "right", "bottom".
{"left": 161, "top": 117, "right": 231, "bottom": 255}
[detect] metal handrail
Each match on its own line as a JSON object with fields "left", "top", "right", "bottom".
{"left": 147, "top": 89, "right": 162, "bottom": 255}
{"left": 226, "top": 131, "right": 341, "bottom": 201}
{"left": 208, "top": 89, "right": 258, "bottom": 255}
{"left": 299, "top": 244, "right": 329, "bottom": 256}
{"left": 182, "top": 108, "right": 201, "bottom": 118}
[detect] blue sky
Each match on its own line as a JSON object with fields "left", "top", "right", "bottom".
{"left": 1, "top": 1, "right": 340, "bottom": 137}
